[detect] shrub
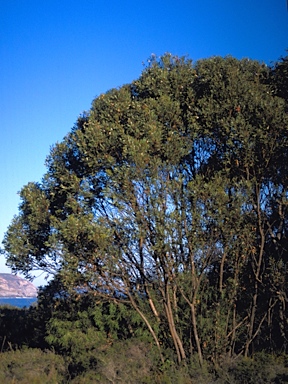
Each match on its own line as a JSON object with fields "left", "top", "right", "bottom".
{"left": 0, "top": 348, "right": 66, "bottom": 383}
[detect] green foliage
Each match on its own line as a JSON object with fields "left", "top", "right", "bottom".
{"left": 271, "top": 54, "right": 288, "bottom": 103}
{"left": 38, "top": 283, "right": 153, "bottom": 378}
{"left": 225, "top": 353, "right": 288, "bottom": 384}
{"left": 92, "top": 339, "right": 156, "bottom": 384}
{"left": 0, "top": 348, "right": 66, "bottom": 384}
{"left": 0, "top": 305, "right": 48, "bottom": 351}
{"left": 2, "top": 52, "right": 288, "bottom": 368}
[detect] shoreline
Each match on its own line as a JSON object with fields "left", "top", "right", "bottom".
{"left": 0, "top": 296, "right": 37, "bottom": 299}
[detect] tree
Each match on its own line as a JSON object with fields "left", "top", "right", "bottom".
{"left": 2, "top": 54, "right": 288, "bottom": 364}
{"left": 271, "top": 54, "right": 288, "bottom": 103}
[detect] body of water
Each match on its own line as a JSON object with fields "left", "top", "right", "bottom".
{"left": 0, "top": 297, "right": 37, "bottom": 308}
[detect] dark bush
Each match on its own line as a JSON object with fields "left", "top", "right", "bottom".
{"left": 0, "top": 348, "right": 66, "bottom": 384}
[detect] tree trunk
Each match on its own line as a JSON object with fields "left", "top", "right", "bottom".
{"left": 245, "top": 184, "right": 265, "bottom": 357}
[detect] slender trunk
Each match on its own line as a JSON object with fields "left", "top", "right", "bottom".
{"left": 190, "top": 300, "right": 204, "bottom": 366}
{"left": 228, "top": 255, "right": 242, "bottom": 356}
{"left": 229, "top": 304, "right": 236, "bottom": 357}
{"left": 215, "top": 250, "right": 227, "bottom": 363}
{"left": 245, "top": 290, "right": 258, "bottom": 357}
{"left": 145, "top": 284, "right": 161, "bottom": 321}
{"left": 178, "top": 284, "right": 203, "bottom": 366}
{"left": 127, "top": 291, "right": 164, "bottom": 363}
{"left": 245, "top": 184, "right": 265, "bottom": 356}
{"left": 191, "top": 256, "right": 204, "bottom": 365}
{"left": 219, "top": 251, "right": 227, "bottom": 295}
{"left": 162, "top": 284, "right": 186, "bottom": 363}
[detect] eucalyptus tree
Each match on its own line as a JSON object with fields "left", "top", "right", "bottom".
{"left": 192, "top": 56, "right": 288, "bottom": 357}
{"left": 2, "top": 54, "right": 288, "bottom": 364}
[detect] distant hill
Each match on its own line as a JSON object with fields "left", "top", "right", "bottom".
{"left": 0, "top": 274, "right": 37, "bottom": 297}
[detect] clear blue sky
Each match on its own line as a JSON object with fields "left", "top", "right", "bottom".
{"left": 0, "top": 0, "right": 287, "bottom": 286}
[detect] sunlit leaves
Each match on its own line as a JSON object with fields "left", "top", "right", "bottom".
{"left": 2, "top": 53, "right": 288, "bottom": 362}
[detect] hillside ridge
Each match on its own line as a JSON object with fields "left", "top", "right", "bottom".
{"left": 0, "top": 273, "right": 37, "bottom": 297}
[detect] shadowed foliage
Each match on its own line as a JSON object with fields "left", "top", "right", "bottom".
{"left": 1, "top": 53, "right": 288, "bottom": 381}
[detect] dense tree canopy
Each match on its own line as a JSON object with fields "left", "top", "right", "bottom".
{"left": 2, "top": 54, "right": 288, "bottom": 365}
